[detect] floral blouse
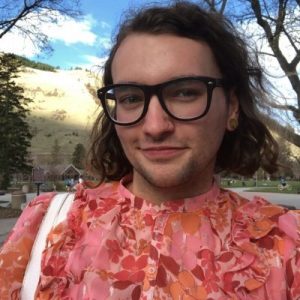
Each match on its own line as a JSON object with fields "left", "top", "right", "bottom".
{"left": 1, "top": 177, "right": 300, "bottom": 299}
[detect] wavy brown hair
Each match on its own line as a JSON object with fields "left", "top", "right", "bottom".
{"left": 87, "top": 1, "right": 278, "bottom": 182}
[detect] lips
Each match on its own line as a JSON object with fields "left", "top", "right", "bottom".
{"left": 139, "top": 146, "right": 187, "bottom": 160}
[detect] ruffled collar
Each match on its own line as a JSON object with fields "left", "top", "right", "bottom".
{"left": 117, "top": 174, "right": 221, "bottom": 213}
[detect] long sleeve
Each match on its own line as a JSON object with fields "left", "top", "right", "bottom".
{"left": 0, "top": 192, "right": 55, "bottom": 299}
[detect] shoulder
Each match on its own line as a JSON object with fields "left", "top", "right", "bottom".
{"left": 222, "top": 190, "right": 300, "bottom": 294}
{"left": 230, "top": 192, "right": 300, "bottom": 257}
{"left": 0, "top": 192, "right": 57, "bottom": 298}
{"left": 2, "top": 192, "right": 56, "bottom": 245}
{"left": 220, "top": 188, "right": 300, "bottom": 256}
{"left": 69, "top": 181, "right": 122, "bottom": 220}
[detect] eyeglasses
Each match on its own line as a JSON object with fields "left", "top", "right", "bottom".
{"left": 97, "top": 76, "right": 226, "bottom": 126}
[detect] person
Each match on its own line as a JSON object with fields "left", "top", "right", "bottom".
{"left": 78, "top": 175, "right": 84, "bottom": 184}
{"left": 280, "top": 176, "right": 287, "bottom": 187}
{"left": 64, "top": 177, "right": 72, "bottom": 192}
{"left": 1, "top": 2, "right": 300, "bottom": 299}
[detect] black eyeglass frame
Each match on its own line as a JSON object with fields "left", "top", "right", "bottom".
{"left": 97, "top": 76, "right": 227, "bottom": 126}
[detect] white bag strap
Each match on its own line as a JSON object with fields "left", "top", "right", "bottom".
{"left": 21, "top": 193, "right": 75, "bottom": 300}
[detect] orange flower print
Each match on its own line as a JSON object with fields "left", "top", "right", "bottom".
{"left": 169, "top": 271, "right": 207, "bottom": 300}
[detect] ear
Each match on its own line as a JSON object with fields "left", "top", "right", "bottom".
{"left": 226, "top": 90, "right": 239, "bottom": 131}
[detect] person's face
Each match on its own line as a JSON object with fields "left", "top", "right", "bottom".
{"left": 112, "top": 33, "right": 238, "bottom": 202}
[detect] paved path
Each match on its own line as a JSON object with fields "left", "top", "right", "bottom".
{"left": 0, "top": 193, "right": 39, "bottom": 246}
{"left": 228, "top": 188, "right": 300, "bottom": 209}
{"left": 0, "top": 189, "right": 299, "bottom": 246}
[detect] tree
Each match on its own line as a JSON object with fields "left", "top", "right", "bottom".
{"left": 72, "top": 143, "right": 86, "bottom": 169}
{"left": 0, "top": 0, "right": 81, "bottom": 53}
{"left": 0, "top": 53, "right": 33, "bottom": 189}
{"left": 276, "top": 136, "right": 296, "bottom": 177}
{"left": 200, "top": 0, "right": 300, "bottom": 147}
{"left": 50, "top": 139, "right": 62, "bottom": 166}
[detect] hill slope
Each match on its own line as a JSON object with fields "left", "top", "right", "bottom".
{"left": 16, "top": 67, "right": 101, "bottom": 164}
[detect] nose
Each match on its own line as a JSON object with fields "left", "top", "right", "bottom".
{"left": 142, "top": 95, "right": 175, "bottom": 138}
{"left": 142, "top": 96, "right": 174, "bottom": 138}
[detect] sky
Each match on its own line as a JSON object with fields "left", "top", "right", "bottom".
{"left": 0, "top": 0, "right": 176, "bottom": 69}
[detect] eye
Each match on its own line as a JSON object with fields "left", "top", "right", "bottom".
{"left": 164, "top": 80, "right": 207, "bottom": 102}
{"left": 114, "top": 87, "right": 144, "bottom": 106}
{"left": 175, "top": 88, "right": 200, "bottom": 98}
{"left": 117, "top": 94, "right": 144, "bottom": 105}
{"left": 168, "top": 87, "right": 204, "bottom": 101}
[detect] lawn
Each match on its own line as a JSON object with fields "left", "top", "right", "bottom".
{"left": 221, "top": 179, "right": 300, "bottom": 194}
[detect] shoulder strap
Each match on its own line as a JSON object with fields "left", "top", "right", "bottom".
{"left": 20, "top": 193, "right": 75, "bottom": 300}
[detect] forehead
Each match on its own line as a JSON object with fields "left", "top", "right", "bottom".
{"left": 111, "top": 33, "right": 221, "bottom": 84}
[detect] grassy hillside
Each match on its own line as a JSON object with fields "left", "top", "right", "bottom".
{"left": 16, "top": 67, "right": 102, "bottom": 164}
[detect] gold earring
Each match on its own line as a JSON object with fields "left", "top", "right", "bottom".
{"left": 229, "top": 118, "right": 238, "bottom": 130}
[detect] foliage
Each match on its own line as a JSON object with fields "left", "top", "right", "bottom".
{"left": 12, "top": 54, "right": 56, "bottom": 72}
{"left": 276, "top": 136, "right": 296, "bottom": 177}
{"left": 50, "top": 139, "right": 62, "bottom": 166}
{"left": 0, "top": 0, "right": 81, "bottom": 54}
{"left": 72, "top": 143, "right": 86, "bottom": 169}
{"left": 200, "top": 0, "right": 300, "bottom": 147}
{"left": 0, "top": 53, "right": 33, "bottom": 189}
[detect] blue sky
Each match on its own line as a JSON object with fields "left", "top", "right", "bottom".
{"left": 0, "top": 0, "right": 178, "bottom": 69}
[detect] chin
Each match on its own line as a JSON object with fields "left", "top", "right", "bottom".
{"left": 140, "top": 169, "right": 193, "bottom": 189}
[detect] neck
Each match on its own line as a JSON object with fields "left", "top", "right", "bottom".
{"left": 128, "top": 171, "right": 215, "bottom": 205}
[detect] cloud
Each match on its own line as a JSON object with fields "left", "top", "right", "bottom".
{"left": 64, "top": 54, "right": 107, "bottom": 71}
{"left": 80, "top": 55, "right": 108, "bottom": 69}
{"left": 0, "top": 31, "right": 40, "bottom": 57}
{"left": 100, "top": 21, "right": 111, "bottom": 30}
{"left": 240, "top": 20, "right": 298, "bottom": 106}
{"left": 238, "top": 19, "right": 299, "bottom": 131}
{"left": 97, "top": 37, "right": 112, "bottom": 50}
{"left": 44, "top": 14, "right": 97, "bottom": 46}
{"left": 0, "top": 11, "right": 97, "bottom": 57}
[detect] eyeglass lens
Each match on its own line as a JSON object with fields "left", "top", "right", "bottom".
{"left": 104, "top": 78, "right": 209, "bottom": 124}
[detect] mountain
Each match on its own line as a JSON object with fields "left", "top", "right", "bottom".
{"left": 16, "top": 67, "right": 101, "bottom": 165}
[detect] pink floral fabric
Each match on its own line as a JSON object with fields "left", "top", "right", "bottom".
{"left": 1, "top": 177, "right": 300, "bottom": 299}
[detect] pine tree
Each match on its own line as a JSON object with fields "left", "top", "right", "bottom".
{"left": 50, "top": 139, "right": 62, "bottom": 166}
{"left": 0, "top": 53, "right": 32, "bottom": 189}
{"left": 72, "top": 143, "right": 86, "bottom": 169}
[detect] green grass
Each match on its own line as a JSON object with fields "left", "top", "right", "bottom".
{"left": 221, "top": 179, "right": 300, "bottom": 194}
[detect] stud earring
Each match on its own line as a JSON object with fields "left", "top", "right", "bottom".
{"left": 229, "top": 118, "right": 238, "bottom": 130}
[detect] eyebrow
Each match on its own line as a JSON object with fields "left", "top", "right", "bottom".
{"left": 113, "top": 74, "right": 204, "bottom": 85}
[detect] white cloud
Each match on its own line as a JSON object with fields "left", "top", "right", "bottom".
{"left": 0, "top": 11, "right": 97, "bottom": 57}
{"left": 97, "top": 37, "right": 112, "bottom": 50}
{"left": 80, "top": 55, "right": 108, "bottom": 68}
{"left": 0, "top": 30, "right": 40, "bottom": 57}
{"left": 66, "top": 55, "right": 107, "bottom": 71}
{"left": 239, "top": 19, "right": 300, "bottom": 132}
{"left": 100, "top": 21, "right": 111, "bottom": 30}
{"left": 240, "top": 20, "right": 298, "bottom": 107}
{"left": 44, "top": 14, "right": 97, "bottom": 46}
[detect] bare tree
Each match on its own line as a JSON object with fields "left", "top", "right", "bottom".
{"left": 0, "top": 0, "right": 81, "bottom": 53}
{"left": 201, "top": 0, "right": 300, "bottom": 147}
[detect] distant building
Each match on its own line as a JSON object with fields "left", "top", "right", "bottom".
{"left": 61, "top": 164, "right": 83, "bottom": 181}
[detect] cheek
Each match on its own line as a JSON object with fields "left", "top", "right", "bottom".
{"left": 191, "top": 110, "right": 228, "bottom": 146}
{"left": 115, "top": 127, "right": 135, "bottom": 154}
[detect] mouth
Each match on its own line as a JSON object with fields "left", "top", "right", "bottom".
{"left": 139, "top": 146, "right": 187, "bottom": 160}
